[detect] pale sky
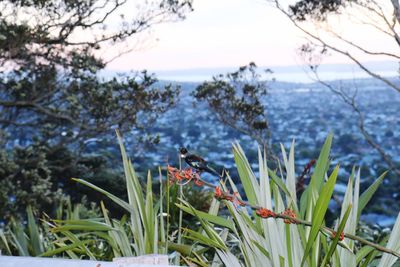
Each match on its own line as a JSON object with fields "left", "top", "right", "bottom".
{"left": 107, "top": 0, "right": 306, "bottom": 71}
{"left": 106, "top": 0, "right": 398, "bottom": 77}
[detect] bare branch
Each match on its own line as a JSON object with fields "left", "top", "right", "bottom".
{"left": 354, "top": 0, "right": 400, "bottom": 46}
{"left": 272, "top": 0, "right": 400, "bottom": 93}
{"left": 327, "top": 29, "right": 400, "bottom": 59}
{"left": 310, "top": 70, "right": 400, "bottom": 176}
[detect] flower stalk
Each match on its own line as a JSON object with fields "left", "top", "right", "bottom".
{"left": 167, "top": 165, "right": 400, "bottom": 258}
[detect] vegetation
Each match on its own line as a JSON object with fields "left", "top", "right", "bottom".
{"left": 0, "top": 1, "right": 398, "bottom": 266}
{"left": 0, "top": 0, "right": 192, "bottom": 146}
{"left": 193, "top": 63, "right": 272, "bottom": 148}
{"left": 271, "top": 0, "right": 400, "bottom": 176}
{"left": 0, "top": 0, "right": 192, "bottom": 219}
{"left": 0, "top": 145, "right": 62, "bottom": 219}
{"left": 1, "top": 132, "right": 399, "bottom": 267}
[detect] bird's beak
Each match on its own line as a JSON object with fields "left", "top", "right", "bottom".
{"left": 180, "top": 154, "right": 185, "bottom": 158}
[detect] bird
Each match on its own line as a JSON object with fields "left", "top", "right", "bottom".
{"left": 179, "top": 147, "right": 222, "bottom": 177}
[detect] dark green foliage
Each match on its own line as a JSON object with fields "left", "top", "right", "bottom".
{"left": 193, "top": 62, "right": 272, "bottom": 146}
{"left": 289, "top": 0, "right": 347, "bottom": 21}
{"left": 0, "top": 135, "right": 397, "bottom": 265}
{"left": 168, "top": 183, "right": 213, "bottom": 229}
{"left": 0, "top": 146, "right": 64, "bottom": 220}
{"left": 42, "top": 145, "right": 125, "bottom": 202}
{"left": 0, "top": 199, "right": 101, "bottom": 256}
{"left": 0, "top": 67, "right": 180, "bottom": 146}
{"left": 0, "top": 142, "right": 129, "bottom": 219}
{"left": 0, "top": 0, "right": 193, "bottom": 219}
{"left": 0, "top": 0, "right": 192, "bottom": 146}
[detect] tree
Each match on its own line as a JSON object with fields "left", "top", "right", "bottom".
{"left": 0, "top": 145, "right": 64, "bottom": 219}
{"left": 193, "top": 63, "right": 273, "bottom": 150}
{"left": 0, "top": 0, "right": 193, "bottom": 218}
{"left": 269, "top": 0, "right": 400, "bottom": 175}
{"left": 0, "top": 0, "right": 192, "bottom": 148}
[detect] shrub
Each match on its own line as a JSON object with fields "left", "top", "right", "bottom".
{"left": 2, "top": 132, "right": 399, "bottom": 267}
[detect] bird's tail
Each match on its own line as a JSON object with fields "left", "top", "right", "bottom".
{"left": 205, "top": 165, "right": 225, "bottom": 178}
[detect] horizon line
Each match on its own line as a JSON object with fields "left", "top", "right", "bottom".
{"left": 106, "top": 59, "right": 397, "bottom": 74}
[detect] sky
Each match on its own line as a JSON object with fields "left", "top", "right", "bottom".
{"left": 106, "top": 0, "right": 306, "bottom": 71}
{"left": 105, "top": 0, "right": 398, "bottom": 81}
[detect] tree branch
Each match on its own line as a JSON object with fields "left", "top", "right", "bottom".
{"left": 310, "top": 71, "right": 400, "bottom": 176}
{"left": 327, "top": 29, "right": 400, "bottom": 59}
{"left": 0, "top": 100, "right": 92, "bottom": 131}
{"left": 272, "top": 0, "right": 400, "bottom": 94}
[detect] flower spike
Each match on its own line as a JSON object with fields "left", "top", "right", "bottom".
{"left": 256, "top": 208, "right": 276, "bottom": 218}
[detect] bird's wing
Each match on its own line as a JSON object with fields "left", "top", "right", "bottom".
{"left": 186, "top": 154, "right": 206, "bottom": 163}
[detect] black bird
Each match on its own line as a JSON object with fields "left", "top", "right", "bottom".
{"left": 180, "top": 147, "right": 222, "bottom": 177}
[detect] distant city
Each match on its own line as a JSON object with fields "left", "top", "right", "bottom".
{"left": 73, "top": 63, "right": 400, "bottom": 225}
{"left": 135, "top": 77, "right": 399, "bottom": 172}
{"left": 119, "top": 75, "right": 399, "bottom": 226}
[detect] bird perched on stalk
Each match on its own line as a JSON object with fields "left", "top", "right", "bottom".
{"left": 180, "top": 147, "right": 222, "bottom": 177}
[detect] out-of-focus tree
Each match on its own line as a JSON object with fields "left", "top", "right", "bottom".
{"left": 0, "top": 145, "right": 64, "bottom": 219}
{"left": 0, "top": 0, "right": 192, "bottom": 147}
{"left": 0, "top": 0, "right": 193, "bottom": 218}
{"left": 269, "top": 0, "right": 400, "bottom": 175}
{"left": 193, "top": 63, "right": 273, "bottom": 151}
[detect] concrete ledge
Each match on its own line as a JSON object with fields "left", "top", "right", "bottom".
{"left": 113, "top": 255, "right": 168, "bottom": 265}
{"left": 0, "top": 255, "right": 176, "bottom": 267}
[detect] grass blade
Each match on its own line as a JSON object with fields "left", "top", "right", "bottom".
{"left": 301, "top": 165, "right": 339, "bottom": 266}
{"left": 39, "top": 240, "right": 94, "bottom": 257}
{"left": 26, "top": 205, "right": 43, "bottom": 255}
{"left": 72, "top": 178, "right": 133, "bottom": 213}
{"left": 358, "top": 171, "right": 387, "bottom": 221}
{"left": 321, "top": 205, "right": 352, "bottom": 266}
{"left": 378, "top": 211, "right": 400, "bottom": 267}
{"left": 176, "top": 203, "right": 235, "bottom": 231}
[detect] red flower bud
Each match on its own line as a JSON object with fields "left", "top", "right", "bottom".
{"left": 214, "top": 186, "right": 223, "bottom": 199}
{"left": 282, "top": 208, "right": 297, "bottom": 224}
{"left": 256, "top": 208, "right": 276, "bottom": 218}
{"left": 331, "top": 231, "right": 345, "bottom": 241}
{"left": 194, "top": 179, "right": 204, "bottom": 186}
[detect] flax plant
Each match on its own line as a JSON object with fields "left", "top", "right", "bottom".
{"left": 174, "top": 134, "right": 400, "bottom": 267}
{"left": 40, "top": 130, "right": 172, "bottom": 260}
{"left": 3, "top": 132, "right": 399, "bottom": 267}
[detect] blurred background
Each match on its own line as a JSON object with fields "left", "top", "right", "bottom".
{"left": 0, "top": 0, "right": 399, "bottom": 227}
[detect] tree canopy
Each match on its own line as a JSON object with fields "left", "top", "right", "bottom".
{"left": 0, "top": 0, "right": 193, "bottom": 218}
{"left": 0, "top": 0, "right": 192, "bottom": 147}
{"left": 193, "top": 63, "right": 273, "bottom": 147}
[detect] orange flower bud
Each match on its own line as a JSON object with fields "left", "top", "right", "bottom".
{"left": 167, "top": 165, "right": 177, "bottom": 173}
{"left": 282, "top": 208, "right": 297, "bottom": 224}
{"left": 256, "top": 208, "right": 276, "bottom": 218}
{"left": 214, "top": 186, "right": 223, "bottom": 199}
{"left": 174, "top": 171, "right": 184, "bottom": 181}
{"left": 194, "top": 179, "right": 204, "bottom": 186}
{"left": 183, "top": 168, "right": 193, "bottom": 180}
{"left": 331, "top": 231, "right": 345, "bottom": 241}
